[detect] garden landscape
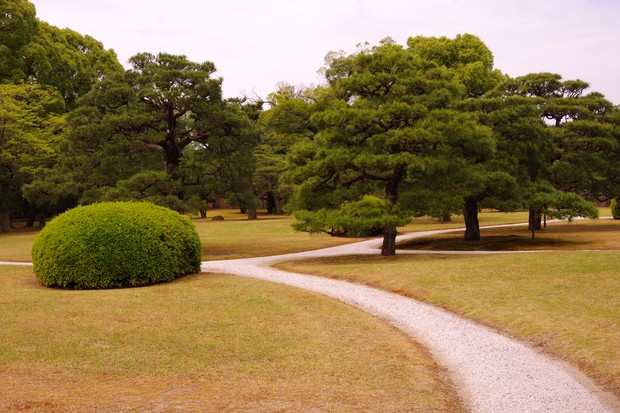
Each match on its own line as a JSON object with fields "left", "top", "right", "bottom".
{"left": 1, "top": 1, "right": 620, "bottom": 412}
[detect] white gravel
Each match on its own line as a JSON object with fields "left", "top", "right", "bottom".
{"left": 0, "top": 261, "right": 32, "bottom": 266}
{"left": 201, "top": 229, "right": 619, "bottom": 413}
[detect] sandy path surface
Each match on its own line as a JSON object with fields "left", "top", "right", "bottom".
{"left": 202, "top": 228, "right": 618, "bottom": 413}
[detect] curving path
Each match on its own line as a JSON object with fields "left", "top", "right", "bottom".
{"left": 2, "top": 225, "right": 618, "bottom": 412}
{"left": 201, "top": 227, "right": 618, "bottom": 413}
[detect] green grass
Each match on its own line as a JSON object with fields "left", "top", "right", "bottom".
{"left": 1, "top": 211, "right": 359, "bottom": 262}
{"left": 277, "top": 219, "right": 620, "bottom": 397}
{"left": 1, "top": 209, "right": 617, "bottom": 409}
{"left": 0, "top": 266, "right": 463, "bottom": 412}
{"left": 0, "top": 209, "right": 536, "bottom": 262}
{"left": 193, "top": 214, "right": 359, "bottom": 260}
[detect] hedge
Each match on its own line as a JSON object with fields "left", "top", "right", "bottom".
{"left": 32, "top": 202, "right": 202, "bottom": 289}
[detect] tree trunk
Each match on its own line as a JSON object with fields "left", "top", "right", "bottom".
{"left": 381, "top": 227, "right": 397, "bottom": 256}
{"left": 273, "top": 196, "right": 283, "bottom": 215}
{"left": 0, "top": 210, "right": 12, "bottom": 233}
{"left": 440, "top": 211, "right": 452, "bottom": 223}
{"left": 199, "top": 209, "right": 207, "bottom": 219}
{"left": 528, "top": 208, "right": 542, "bottom": 230}
{"left": 38, "top": 212, "right": 46, "bottom": 229}
{"left": 528, "top": 207, "right": 542, "bottom": 239}
{"left": 381, "top": 164, "right": 406, "bottom": 256}
{"left": 463, "top": 198, "right": 480, "bottom": 241}
{"left": 26, "top": 207, "right": 36, "bottom": 228}
{"left": 247, "top": 207, "right": 257, "bottom": 220}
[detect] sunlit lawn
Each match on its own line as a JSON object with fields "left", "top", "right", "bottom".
{"left": 0, "top": 266, "right": 463, "bottom": 412}
{"left": 277, "top": 218, "right": 620, "bottom": 397}
{"left": 2, "top": 207, "right": 617, "bottom": 408}
{"left": 0, "top": 208, "right": 537, "bottom": 262}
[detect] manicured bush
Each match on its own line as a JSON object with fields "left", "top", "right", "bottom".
{"left": 32, "top": 202, "right": 202, "bottom": 289}
{"left": 612, "top": 198, "right": 620, "bottom": 219}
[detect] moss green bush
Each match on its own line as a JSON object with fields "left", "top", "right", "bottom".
{"left": 32, "top": 202, "right": 202, "bottom": 289}
{"left": 612, "top": 198, "right": 620, "bottom": 219}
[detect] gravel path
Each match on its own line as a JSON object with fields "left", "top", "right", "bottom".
{"left": 201, "top": 228, "right": 618, "bottom": 413}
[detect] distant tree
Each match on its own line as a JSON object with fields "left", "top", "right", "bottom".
{"left": 407, "top": 34, "right": 508, "bottom": 240}
{"left": 27, "top": 22, "right": 123, "bottom": 107}
{"left": 39, "top": 52, "right": 257, "bottom": 215}
{"left": 286, "top": 37, "right": 494, "bottom": 255}
{"left": 494, "top": 73, "right": 614, "bottom": 229}
{"left": 1, "top": 1, "right": 122, "bottom": 224}
{"left": 0, "top": 83, "right": 65, "bottom": 232}
{"left": 458, "top": 95, "right": 553, "bottom": 239}
{"left": 258, "top": 84, "right": 323, "bottom": 214}
{"left": 1, "top": 1, "right": 122, "bottom": 107}
{"left": 0, "top": 0, "right": 38, "bottom": 83}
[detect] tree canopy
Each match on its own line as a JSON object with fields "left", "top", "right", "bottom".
{"left": 1, "top": 4, "right": 617, "bottom": 240}
{"left": 36, "top": 52, "right": 259, "bottom": 216}
{"left": 283, "top": 37, "right": 496, "bottom": 255}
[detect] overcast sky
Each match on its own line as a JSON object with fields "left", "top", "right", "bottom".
{"left": 31, "top": 0, "right": 620, "bottom": 104}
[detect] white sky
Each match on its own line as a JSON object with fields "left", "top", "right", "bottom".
{"left": 31, "top": 0, "right": 620, "bottom": 104}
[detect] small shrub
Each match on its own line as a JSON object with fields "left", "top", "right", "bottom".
{"left": 32, "top": 202, "right": 202, "bottom": 289}
{"left": 612, "top": 198, "right": 620, "bottom": 219}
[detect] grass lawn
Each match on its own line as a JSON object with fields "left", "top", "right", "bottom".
{"left": 0, "top": 208, "right": 536, "bottom": 262}
{"left": 2, "top": 208, "right": 616, "bottom": 409}
{"left": 0, "top": 266, "right": 464, "bottom": 412}
{"left": 277, "top": 218, "right": 620, "bottom": 398}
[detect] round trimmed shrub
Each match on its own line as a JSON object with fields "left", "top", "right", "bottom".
{"left": 32, "top": 202, "right": 202, "bottom": 289}
{"left": 612, "top": 198, "right": 620, "bottom": 219}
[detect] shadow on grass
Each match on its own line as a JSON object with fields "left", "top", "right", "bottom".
{"left": 398, "top": 235, "right": 583, "bottom": 251}
{"left": 400, "top": 220, "right": 620, "bottom": 252}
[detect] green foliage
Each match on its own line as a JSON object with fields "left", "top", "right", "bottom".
{"left": 0, "top": 0, "right": 38, "bottom": 82}
{"left": 43, "top": 52, "right": 259, "bottom": 216}
{"left": 611, "top": 198, "right": 620, "bottom": 219}
{"left": 287, "top": 35, "right": 498, "bottom": 253}
{"left": 31, "top": 202, "right": 201, "bottom": 289}
{"left": 0, "top": 83, "right": 66, "bottom": 231}
{"left": 407, "top": 33, "right": 502, "bottom": 97}
{"left": 528, "top": 182, "right": 599, "bottom": 221}
{"left": 293, "top": 195, "right": 411, "bottom": 237}
{"left": 0, "top": 2, "right": 122, "bottom": 107}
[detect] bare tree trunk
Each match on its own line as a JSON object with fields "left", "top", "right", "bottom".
{"left": 381, "top": 227, "right": 397, "bottom": 256}
{"left": 0, "top": 210, "right": 12, "bottom": 233}
{"left": 273, "top": 195, "right": 283, "bottom": 215}
{"left": 38, "top": 212, "right": 46, "bottom": 229}
{"left": 381, "top": 164, "right": 405, "bottom": 256}
{"left": 247, "top": 207, "right": 257, "bottom": 220}
{"left": 26, "top": 207, "right": 36, "bottom": 228}
{"left": 528, "top": 208, "right": 542, "bottom": 239}
{"left": 463, "top": 198, "right": 480, "bottom": 241}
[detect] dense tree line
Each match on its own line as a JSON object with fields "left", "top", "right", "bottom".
{"left": 262, "top": 36, "right": 619, "bottom": 254}
{"left": 1, "top": 0, "right": 259, "bottom": 230}
{"left": 1, "top": 1, "right": 618, "bottom": 254}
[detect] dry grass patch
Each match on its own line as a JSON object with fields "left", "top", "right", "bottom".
{"left": 0, "top": 230, "right": 37, "bottom": 262}
{"left": 277, "top": 220, "right": 620, "bottom": 397}
{"left": 0, "top": 266, "right": 464, "bottom": 412}
{"left": 193, "top": 215, "right": 359, "bottom": 260}
{"left": 0, "top": 209, "right": 537, "bottom": 262}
